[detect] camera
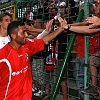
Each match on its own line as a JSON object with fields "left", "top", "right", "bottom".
{"left": 54, "top": 16, "right": 58, "bottom": 20}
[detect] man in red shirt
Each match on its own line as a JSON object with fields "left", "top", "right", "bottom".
{"left": 0, "top": 16, "right": 63, "bottom": 100}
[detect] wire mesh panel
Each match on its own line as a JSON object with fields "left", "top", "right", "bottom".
{"left": 9, "top": 0, "right": 100, "bottom": 100}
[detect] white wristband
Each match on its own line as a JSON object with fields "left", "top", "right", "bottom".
{"left": 36, "top": 29, "right": 49, "bottom": 39}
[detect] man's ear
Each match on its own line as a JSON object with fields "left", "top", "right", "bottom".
{"left": 11, "top": 33, "right": 16, "bottom": 39}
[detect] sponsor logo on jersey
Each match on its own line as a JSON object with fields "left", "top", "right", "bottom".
{"left": 12, "top": 66, "right": 28, "bottom": 76}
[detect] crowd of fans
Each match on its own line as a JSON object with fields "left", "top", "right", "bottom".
{"left": 0, "top": 0, "right": 100, "bottom": 100}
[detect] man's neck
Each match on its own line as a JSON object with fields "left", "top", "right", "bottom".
{"left": 9, "top": 41, "right": 21, "bottom": 50}
{"left": 0, "top": 28, "right": 8, "bottom": 37}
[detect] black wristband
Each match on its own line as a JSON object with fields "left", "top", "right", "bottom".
{"left": 67, "top": 24, "right": 71, "bottom": 30}
{"left": 64, "top": 24, "right": 71, "bottom": 31}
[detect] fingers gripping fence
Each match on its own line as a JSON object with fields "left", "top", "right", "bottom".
{"left": 50, "top": 9, "right": 84, "bottom": 100}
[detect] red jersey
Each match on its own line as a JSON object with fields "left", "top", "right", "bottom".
{"left": 0, "top": 39, "right": 44, "bottom": 100}
{"left": 75, "top": 34, "right": 99, "bottom": 58}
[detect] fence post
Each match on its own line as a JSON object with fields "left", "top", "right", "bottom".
{"left": 50, "top": 9, "right": 84, "bottom": 100}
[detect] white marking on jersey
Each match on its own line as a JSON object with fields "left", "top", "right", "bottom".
{"left": 0, "top": 59, "right": 12, "bottom": 100}
{"left": 18, "top": 55, "right": 23, "bottom": 57}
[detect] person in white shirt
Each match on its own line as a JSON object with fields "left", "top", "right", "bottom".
{"left": 0, "top": 12, "right": 11, "bottom": 49}
{"left": 56, "top": 0, "right": 66, "bottom": 17}
{"left": 24, "top": 5, "right": 34, "bottom": 21}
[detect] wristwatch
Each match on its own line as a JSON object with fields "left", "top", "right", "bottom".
{"left": 67, "top": 24, "right": 71, "bottom": 30}
{"left": 64, "top": 24, "right": 71, "bottom": 31}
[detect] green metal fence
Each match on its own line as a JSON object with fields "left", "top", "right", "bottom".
{"left": 0, "top": 0, "right": 100, "bottom": 100}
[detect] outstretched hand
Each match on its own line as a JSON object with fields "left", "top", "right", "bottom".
{"left": 63, "top": 18, "right": 68, "bottom": 29}
{"left": 24, "top": 22, "right": 39, "bottom": 37}
{"left": 45, "top": 19, "right": 54, "bottom": 33}
{"left": 57, "top": 15, "right": 68, "bottom": 29}
{"left": 57, "top": 15, "right": 63, "bottom": 24}
{"left": 86, "top": 16, "right": 100, "bottom": 28}
{"left": 25, "top": 22, "right": 35, "bottom": 31}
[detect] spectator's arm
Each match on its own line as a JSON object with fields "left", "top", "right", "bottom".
{"left": 25, "top": 23, "right": 44, "bottom": 33}
{"left": 62, "top": 17, "right": 100, "bottom": 34}
{"left": 70, "top": 22, "right": 88, "bottom": 26}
